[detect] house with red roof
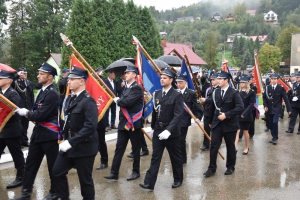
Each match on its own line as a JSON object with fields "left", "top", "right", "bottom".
{"left": 249, "top": 35, "right": 268, "bottom": 45}
{"left": 246, "top": 10, "right": 256, "bottom": 16}
{"left": 161, "top": 39, "right": 207, "bottom": 68}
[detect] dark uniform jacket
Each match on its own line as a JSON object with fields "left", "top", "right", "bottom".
{"left": 239, "top": 89, "right": 256, "bottom": 121}
{"left": 201, "top": 75, "right": 210, "bottom": 97}
{"left": 287, "top": 82, "right": 300, "bottom": 108}
{"left": 58, "top": 77, "right": 68, "bottom": 106}
{"left": 28, "top": 83, "right": 60, "bottom": 142}
{"left": 104, "top": 78, "right": 117, "bottom": 95}
{"left": 0, "top": 87, "right": 22, "bottom": 138}
{"left": 151, "top": 87, "right": 184, "bottom": 138}
{"left": 116, "top": 79, "right": 125, "bottom": 97}
{"left": 12, "top": 77, "right": 34, "bottom": 109}
{"left": 180, "top": 88, "right": 203, "bottom": 128}
{"left": 208, "top": 87, "right": 244, "bottom": 132}
{"left": 63, "top": 90, "right": 98, "bottom": 158}
{"left": 263, "top": 84, "right": 291, "bottom": 114}
{"left": 117, "top": 81, "right": 143, "bottom": 130}
{"left": 203, "top": 86, "right": 218, "bottom": 117}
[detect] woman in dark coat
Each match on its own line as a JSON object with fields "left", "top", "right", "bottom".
{"left": 235, "top": 76, "right": 256, "bottom": 155}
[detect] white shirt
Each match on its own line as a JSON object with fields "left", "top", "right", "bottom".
{"left": 1, "top": 87, "right": 9, "bottom": 94}
{"left": 162, "top": 86, "right": 172, "bottom": 96}
{"left": 74, "top": 89, "right": 85, "bottom": 97}
{"left": 108, "top": 78, "right": 114, "bottom": 89}
{"left": 180, "top": 87, "right": 187, "bottom": 94}
{"left": 271, "top": 84, "right": 277, "bottom": 90}
{"left": 221, "top": 85, "right": 229, "bottom": 97}
{"left": 41, "top": 83, "right": 53, "bottom": 91}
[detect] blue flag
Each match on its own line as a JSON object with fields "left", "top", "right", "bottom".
{"left": 140, "top": 52, "right": 161, "bottom": 119}
{"left": 180, "top": 59, "right": 195, "bottom": 90}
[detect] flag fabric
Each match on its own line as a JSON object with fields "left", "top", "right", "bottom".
{"left": 221, "top": 54, "right": 228, "bottom": 72}
{"left": 0, "top": 94, "right": 18, "bottom": 132}
{"left": 69, "top": 54, "right": 113, "bottom": 121}
{"left": 181, "top": 59, "right": 195, "bottom": 90}
{"left": 138, "top": 52, "right": 161, "bottom": 120}
{"left": 252, "top": 52, "right": 264, "bottom": 95}
{"left": 278, "top": 78, "right": 290, "bottom": 92}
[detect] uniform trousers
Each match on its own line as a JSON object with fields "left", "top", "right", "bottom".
{"left": 203, "top": 116, "right": 211, "bottom": 147}
{"left": 21, "top": 117, "right": 29, "bottom": 143}
{"left": 180, "top": 127, "right": 189, "bottom": 163}
{"left": 288, "top": 107, "right": 300, "bottom": 132}
{"left": 97, "top": 127, "right": 108, "bottom": 164}
{"left": 105, "top": 102, "right": 116, "bottom": 127}
{"left": 110, "top": 129, "right": 141, "bottom": 175}
{"left": 0, "top": 137, "right": 25, "bottom": 170}
{"left": 144, "top": 127, "right": 183, "bottom": 189}
{"left": 52, "top": 153, "right": 96, "bottom": 200}
{"left": 249, "top": 110, "right": 256, "bottom": 138}
{"left": 209, "top": 125, "right": 236, "bottom": 172}
{"left": 22, "top": 140, "right": 58, "bottom": 192}
{"left": 268, "top": 114, "right": 279, "bottom": 139}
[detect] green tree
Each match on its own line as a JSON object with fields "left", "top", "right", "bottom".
{"left": 258, "top": 42, "right": 281, "bottom": 74}
{"left": 203, "top": 31, "right": 218, "bottom": 70}
{"left": 233, "top": 2, "right": 247, "bottom": 22}
{"left": 276, "top": 24, "right": 300, "bottom": 62}
{"left": 231, "top": 35, "right": 239, "bottom": 57}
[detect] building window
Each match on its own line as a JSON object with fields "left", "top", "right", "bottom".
{"left": 295, "top": 69, "right": 299, "bottom": 73}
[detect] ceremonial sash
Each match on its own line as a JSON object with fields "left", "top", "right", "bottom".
{"left": 38, "top": 122, "right": 63, "bottom": 140}
{"left": 121, "top": 107, "right": 143, "bottom": 131}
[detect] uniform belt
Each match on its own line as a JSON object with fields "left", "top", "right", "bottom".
{"left": 158, "top": 122, "right": 169, "bottom": 127}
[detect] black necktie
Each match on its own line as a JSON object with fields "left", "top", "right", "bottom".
{"left": 221, "top": 90, "right": 224, "bottom": 98}
{"left": 36, "top": 89, "right": 44, "bottom": 100}
{"left": 162, "top": 91, "right": 166, "bottom": 97}
{"left": 272, "top": 86, "right": 275, "bottom": 91}
{"left": 68, "top": 94, "right": 76, "bottom": 108}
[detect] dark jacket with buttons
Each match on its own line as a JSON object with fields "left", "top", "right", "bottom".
{"left": 180, "top": 88, "right": 203, "bottom": 127}
{"left": 117, "top": 81, "right": 144, "bottom": 130}
{"left": 28, "top": 83, "right": 60, "bottom": 142}
{"left": 239, "top": 89, "right": 256, "bottom": 121}
{"left": 63, "top": 90, "right": 98, "bottom": 157}
{"left": 151, "top": 87, "right": 184, "bottom": 138}
{"left": 208, "top": 87, "right": 244, "bottom": 132}
{"left": 12, "top": 77, "right": 34, "bottom": 109}
{"left": 263, "top": 84, "right": 291, "bottom": 114}
{"left": 0, "top": 87, "right": 22, "bottom": 138}
{"left": 287, "top": 82, "right": 300, "bottom": 108}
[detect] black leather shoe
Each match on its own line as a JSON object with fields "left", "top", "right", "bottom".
{"left": 42, "top": 192, "right": 58, "bottom": 200}
{"left": 96, "top": 164, "right": 108, "bottom": 170}
{"left": 272, "top": 139, "right": 278, "bottom": 145}
{"left": 6, "top": 177, "right": 23, "bottom": 189}
{"left": 11, "top": 189, "right": 32, "bottom": 200}
{"left": 286, "top": 129, "right": 293, "bottom": 133}
{"left": 127, "top": 172, "right": 140, "bottom": 181}
{"left": 139, "top": 183, "right": 154, "bottom": 190}
{"left": 269, "top": 139, "right": 275, "bottom": 143}
{"left": 224, "top": 169, "right": 235, "bottom": 175}
{"left": 203, "top": 169, "right": 215, "bottom": 177}
{"left": 127, "top": 153, "right": 133, "bottom": 158}
{"left": 200, "top": 146, "right": 209, "bottom": 151}
{"left": 242, "top": 148, "right": 249, "bottom": 155}
{"left": 297, "top": 132, "right": 300, "bottom": 135}
{"left": 140, "top": 151, "right": 149, "bottom": 156}
{"left": 104, "top": 174, "right": 118, "bottom": 180}
{"left": 171, "top": 182, "right": 182, "bottom": 188}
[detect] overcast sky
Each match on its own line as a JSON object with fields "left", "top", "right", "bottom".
{"left": 132, "top": 0, "right": 201, "bottom": 11}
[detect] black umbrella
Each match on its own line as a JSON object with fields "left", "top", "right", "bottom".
{"left": 157, "top": 55, "right": 182, "bottom": 66}
{"left": 119, "top": 58, "right": 135, "bottom": 65}
{"left": 149, "top": 59, "right": 169, "bottom": 69}
{"left": 105, "top": 60, "right": 135, "bottom": 76}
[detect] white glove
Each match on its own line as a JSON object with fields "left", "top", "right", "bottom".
{"left": 113, "top": 97, "right": 120, "bottom": 103}
{"left": 292, "top": 96, "right": 298, "bottom": 101}
{"left": 149, "top": 130, "right": 154, "bottom": 138}
{"left": 15, "top": 108, "right": 28, "bottom": 116}
{"left": 59, "top": 140, "right": 72, "bottom": 152}
{"left": 158, "top": 130, "right": 171, "bottom": 140}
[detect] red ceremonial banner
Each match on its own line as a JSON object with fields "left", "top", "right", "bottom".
{"left": 0, "top": 94, "right": 18, "bottom": 132}
{"left": 69, "top": 54, "right": 113, "bottom": 121}
{"left": 278, "top": 78, "right": 290, "bottom": 92}
{"left": 252, "top": 52, "right": 264, "bottom": 95}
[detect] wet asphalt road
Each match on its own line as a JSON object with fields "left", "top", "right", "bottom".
{"left": 1, "top": 114, "right": 300, "bottom": 200}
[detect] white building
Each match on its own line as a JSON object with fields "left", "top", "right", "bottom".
{"left": 264, "top": 10, "right": 278, "bottom": 24}
{"left": 290, "top": 33, "right": 300, "bottom": 74}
